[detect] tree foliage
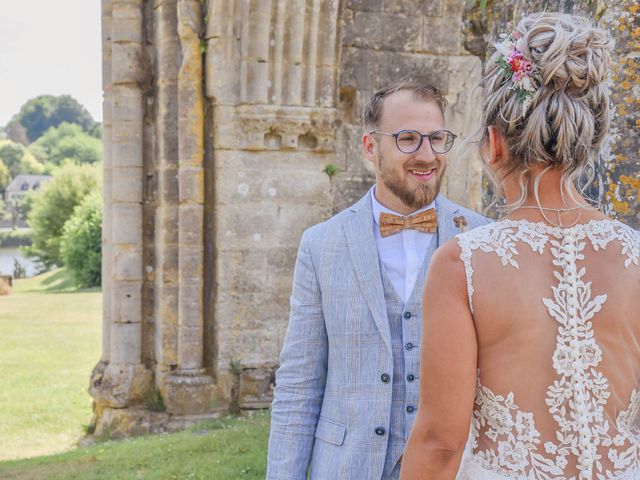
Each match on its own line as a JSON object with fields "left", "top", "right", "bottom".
{"left": 30, "top": 122, "right": 102, "bottom": 166}
{"left": 0, "top": 159, "right": 9, "bottom": 195}
{"left": 5, "top": 95, "right": 99, "bottom": 144}
{"left": 0, "top": 140, "right": 45, "bottom": 178}
{"left": 61, "top": 191, "right": 102, "bottom": 288}
{"left": 24, "top": 163, "right": 100, "bottom": 269}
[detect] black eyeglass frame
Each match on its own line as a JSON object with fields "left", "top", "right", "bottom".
{"left": 369, "top": 129, "right": 457, "bottom": 154}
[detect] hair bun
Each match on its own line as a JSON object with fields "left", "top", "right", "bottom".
{"left": 521, "top": 13, "right": 613, "bottom": 96}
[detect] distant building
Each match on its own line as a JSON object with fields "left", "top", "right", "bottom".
{"left": 4, "top": 174, "right": 51, "bottom": 206}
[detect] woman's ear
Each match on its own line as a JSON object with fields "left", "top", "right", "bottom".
{"left": 487, "top": 126, "right": 508, "bottom": 165}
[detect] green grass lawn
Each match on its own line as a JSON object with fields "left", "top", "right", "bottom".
{"left": 0, "top": 269, "right": 102, "bottom": 461}
{"left": 0, "top": 269, "right": 271, "bottom": 478}
{"left": 0, "top": 412, "right": 270, "bottom": 480}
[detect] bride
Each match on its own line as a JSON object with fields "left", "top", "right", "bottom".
{"left": 400, "top": 12, "right": 640, "bottom": 480}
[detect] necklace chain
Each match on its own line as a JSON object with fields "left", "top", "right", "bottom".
{"left": 512, "top": 204, "right": 591, "bottom": 228}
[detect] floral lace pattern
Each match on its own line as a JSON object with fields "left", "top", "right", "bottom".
{"left": 457, "top": 220, "right": 640, "bottom": 479}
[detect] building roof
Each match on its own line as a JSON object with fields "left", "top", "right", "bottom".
{"left": 5, "top": 174, "right": 52, "bottom": 194}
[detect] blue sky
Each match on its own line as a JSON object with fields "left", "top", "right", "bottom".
{"left": 0, "top": 1, "right": 102, "bottom": 126}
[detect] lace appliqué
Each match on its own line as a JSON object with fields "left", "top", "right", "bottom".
{"left": 459, "top": 220, "right": 640, "bottom": 479}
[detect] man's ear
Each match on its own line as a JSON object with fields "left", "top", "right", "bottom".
{"left": 363, "top": 132, "right": 376, "bottom": 163}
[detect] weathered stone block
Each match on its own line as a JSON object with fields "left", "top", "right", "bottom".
{"left": 112, "top": 281, "right": 142, "bottom": 325}
{"left": 112, "top": 167, "right": 143, "bottom": 203}
{"left": 111, "top": 2, "right": 144, "bottom": 43}
{"left": 178, "top": 247, "right": 203, "bottom": 285}
{"left": 112, "top": 87, "right": 144, "bottom": 123}
{"left": 90, "top": 361, "right": 152, "bottom": 409}
{"left": 243, "top": 61, "right": 269, "bottom": 104}
{"left": 155, "top": 205, "right": 179, "bottom": 248}
{"left": 213, "top": 161, "right": 331, "bottom": 207}
{"left": 178, "top": 204, "right": 203, "bottom": 245}
{"left": 345, "top": 0, "right": 384, "bottom": 12}
{"left": 111, "top": 43, "right": 144, "bottom": 84}
{"left": 178, "top": 284, "right": 203, "bottom": 330}
{"left": 113, "top": 246, "right": 143, "bottom": 280}
{"left": 215, "top": 203, "right": 278, "bottom": 249}
{"left": 165, "top": 371, "right": 215, "bottom": 415}
{"left": 341, "top": 47, "right": 380, "bottom": 93}
{"left": 178, "top": 167, "right": 204, "bottom": 203}
{"left": 382, "top": 0, "right": 444, "bottom": 16}
{"left": 240, "top": 366, "right": 277, "bottom": 409}
{"left": 215, "top": 248, "right": 268, "bottom": 295}
{"left": 423, "top": 16, "right": 463, "bottom": 55}
{"left": 112, "top": 204, "right": 143, "bottom": 244}
{"left": 93, "top": 407, "right": 168, "bottom": 439}
{"left": 112, "top": 141, "right": 143, "bottom": 170}
{"left": 377, "top": 51, "right": 450, "bottom": 92}
{"left": 343, "top": 11, "right": 422, "bottom": 52}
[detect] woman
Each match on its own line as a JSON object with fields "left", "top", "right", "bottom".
{"left": 400, "top": 12, "right": 640, "bottom": 480}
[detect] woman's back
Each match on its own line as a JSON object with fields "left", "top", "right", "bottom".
{"left": 458, "top": 218, "right": 640, "bottom": 479}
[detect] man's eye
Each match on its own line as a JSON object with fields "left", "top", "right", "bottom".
{"left": 398, "top": 134, "right": 417, "bottom": 143}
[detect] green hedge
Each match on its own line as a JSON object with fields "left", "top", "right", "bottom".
{"left": 0, "top": 230, "right": 32, "bottom": 248}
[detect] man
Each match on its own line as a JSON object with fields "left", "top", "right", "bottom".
{"left": 266, "top": 81, "right": 489, "bottom": 479}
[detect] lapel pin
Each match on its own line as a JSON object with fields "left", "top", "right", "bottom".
{"left": 454, "top": 215, "right": 468, "bottom": 232}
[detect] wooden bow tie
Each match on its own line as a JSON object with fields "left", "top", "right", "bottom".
{"left": 379, "top": 209, "right": 438, "bottom": 237}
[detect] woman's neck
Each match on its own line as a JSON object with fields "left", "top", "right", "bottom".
{"left": 500, "top": 168, "right": 603, "bottom": 224}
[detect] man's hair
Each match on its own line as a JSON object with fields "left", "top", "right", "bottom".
{"left": 362, "top": 80, "right": 448, "bottom": 129}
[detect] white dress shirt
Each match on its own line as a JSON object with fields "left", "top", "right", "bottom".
{"left": 371, "top": 187, "right": 435, "bottom": 302}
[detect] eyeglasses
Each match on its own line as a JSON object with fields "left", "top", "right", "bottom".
{"left": 369, "top": 129, "right": 457, "bottom": 154}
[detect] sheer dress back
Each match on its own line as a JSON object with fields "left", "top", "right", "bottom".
{"left": 456, "top": 219, "right": 640, "bottom": 480}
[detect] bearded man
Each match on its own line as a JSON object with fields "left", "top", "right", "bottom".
{"left": 266, "top": 81, "right": 489, "bottom": 480}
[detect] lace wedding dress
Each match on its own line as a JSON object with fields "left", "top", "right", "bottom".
{"left": 455, "top": 219, "right": 640, "bottom": 480}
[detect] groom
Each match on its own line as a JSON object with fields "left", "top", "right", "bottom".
{"left": 266, "top": 81, "right": 489, "bottom": 479}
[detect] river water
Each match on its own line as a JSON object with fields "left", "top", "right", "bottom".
{"left": 0, "top": 248, "right": 39, "bottom": 277}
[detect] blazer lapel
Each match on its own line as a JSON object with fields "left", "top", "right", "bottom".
{"left": 343, "top": 193, "right": 392, "bottom": 353}
{"left": 435, "top": 195, "right": 461, "bottom": 248}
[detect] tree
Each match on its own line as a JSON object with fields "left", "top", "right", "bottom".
{"left": 5, "top": 95, "right": 98, "bottom": 144}
{"left": 0, "top": 159, "right": 9, "bottom": 195}
{"left": 60, "top": 191, "right": 102, "bottom": 288}
{"left": 24, "top": 163, "right": 100, "bottom": 269}
{"left": 30, "top": 123, "right": 102, "bottom": 166}
{"left": 0, "top": 140, "right": 45, "bottom": 177}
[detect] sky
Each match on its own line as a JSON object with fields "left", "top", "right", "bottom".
{"left": 0, "top": 1, "right": 102, "bottom": 126}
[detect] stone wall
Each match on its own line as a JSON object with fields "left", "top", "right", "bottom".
{"left": 91, "top": 0, "right": 638, "bottom": 437}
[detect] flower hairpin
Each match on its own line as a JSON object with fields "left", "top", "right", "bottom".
{"left": 495, "top": 31, "right": 540, "bottom": 112}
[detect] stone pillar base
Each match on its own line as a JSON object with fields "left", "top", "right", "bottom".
{"left": 90, "top": 360, "right": 154, "bottom": 409}
{"left": 240, "top": 365, "right": 277, "bottom": 409}
{"left": 93, "top": 406, "right": 170, "bottom": 439}
{"left": 164, "top": 370, "right": 215, "bottom": 415}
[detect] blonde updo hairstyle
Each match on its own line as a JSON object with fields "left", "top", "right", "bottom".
{"left": 479, "top": 12, "right": 614, "bottom": 209}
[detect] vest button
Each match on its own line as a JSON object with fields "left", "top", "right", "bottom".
{"left": 407, "top": 374, "right": 415, "bottom": 382}
{"left": 375, "top": 427, "right": 386, "bottom": 436}
{"left": 381, "top": 373, "right": 391, "bottom": 383}
{"left": 403, "top": 311, "right": 412, "bottom": 319}
{"left": 406, "top": 405, "right": 416, "bottom": 413}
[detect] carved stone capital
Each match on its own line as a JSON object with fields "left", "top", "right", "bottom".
{"left": 215, "top": 104, "right": 338, "bottom": 152}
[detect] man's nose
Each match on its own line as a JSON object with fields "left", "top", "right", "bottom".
{"left": 414, "top": 137, "right": 436, "bottom": 160}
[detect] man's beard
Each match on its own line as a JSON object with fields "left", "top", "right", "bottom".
{"left": 378, "top": 151, "right": 444, "bottom": 210}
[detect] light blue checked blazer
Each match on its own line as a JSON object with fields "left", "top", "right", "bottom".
{"left": 266, "top": 189, "right": 489, "bottom": 480}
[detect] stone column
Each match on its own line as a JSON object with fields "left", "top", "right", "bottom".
{"left": 90, "top": 0, "right": 153, "bottom": 437}
{"left": 163, "top": 0, "right": 214, "bottom": 415}
{"left": 205, "top": 0, "right": 341, "bottom": 408}
{"left": 101, "top": 0, "right": 113, "bottom": 361}
{"left": 152, "top": 0, "right": 180, "bottom": 393}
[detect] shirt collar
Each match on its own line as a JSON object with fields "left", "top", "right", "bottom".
{"left": 370, "top": 185, "right": 436, "bottom": 226}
